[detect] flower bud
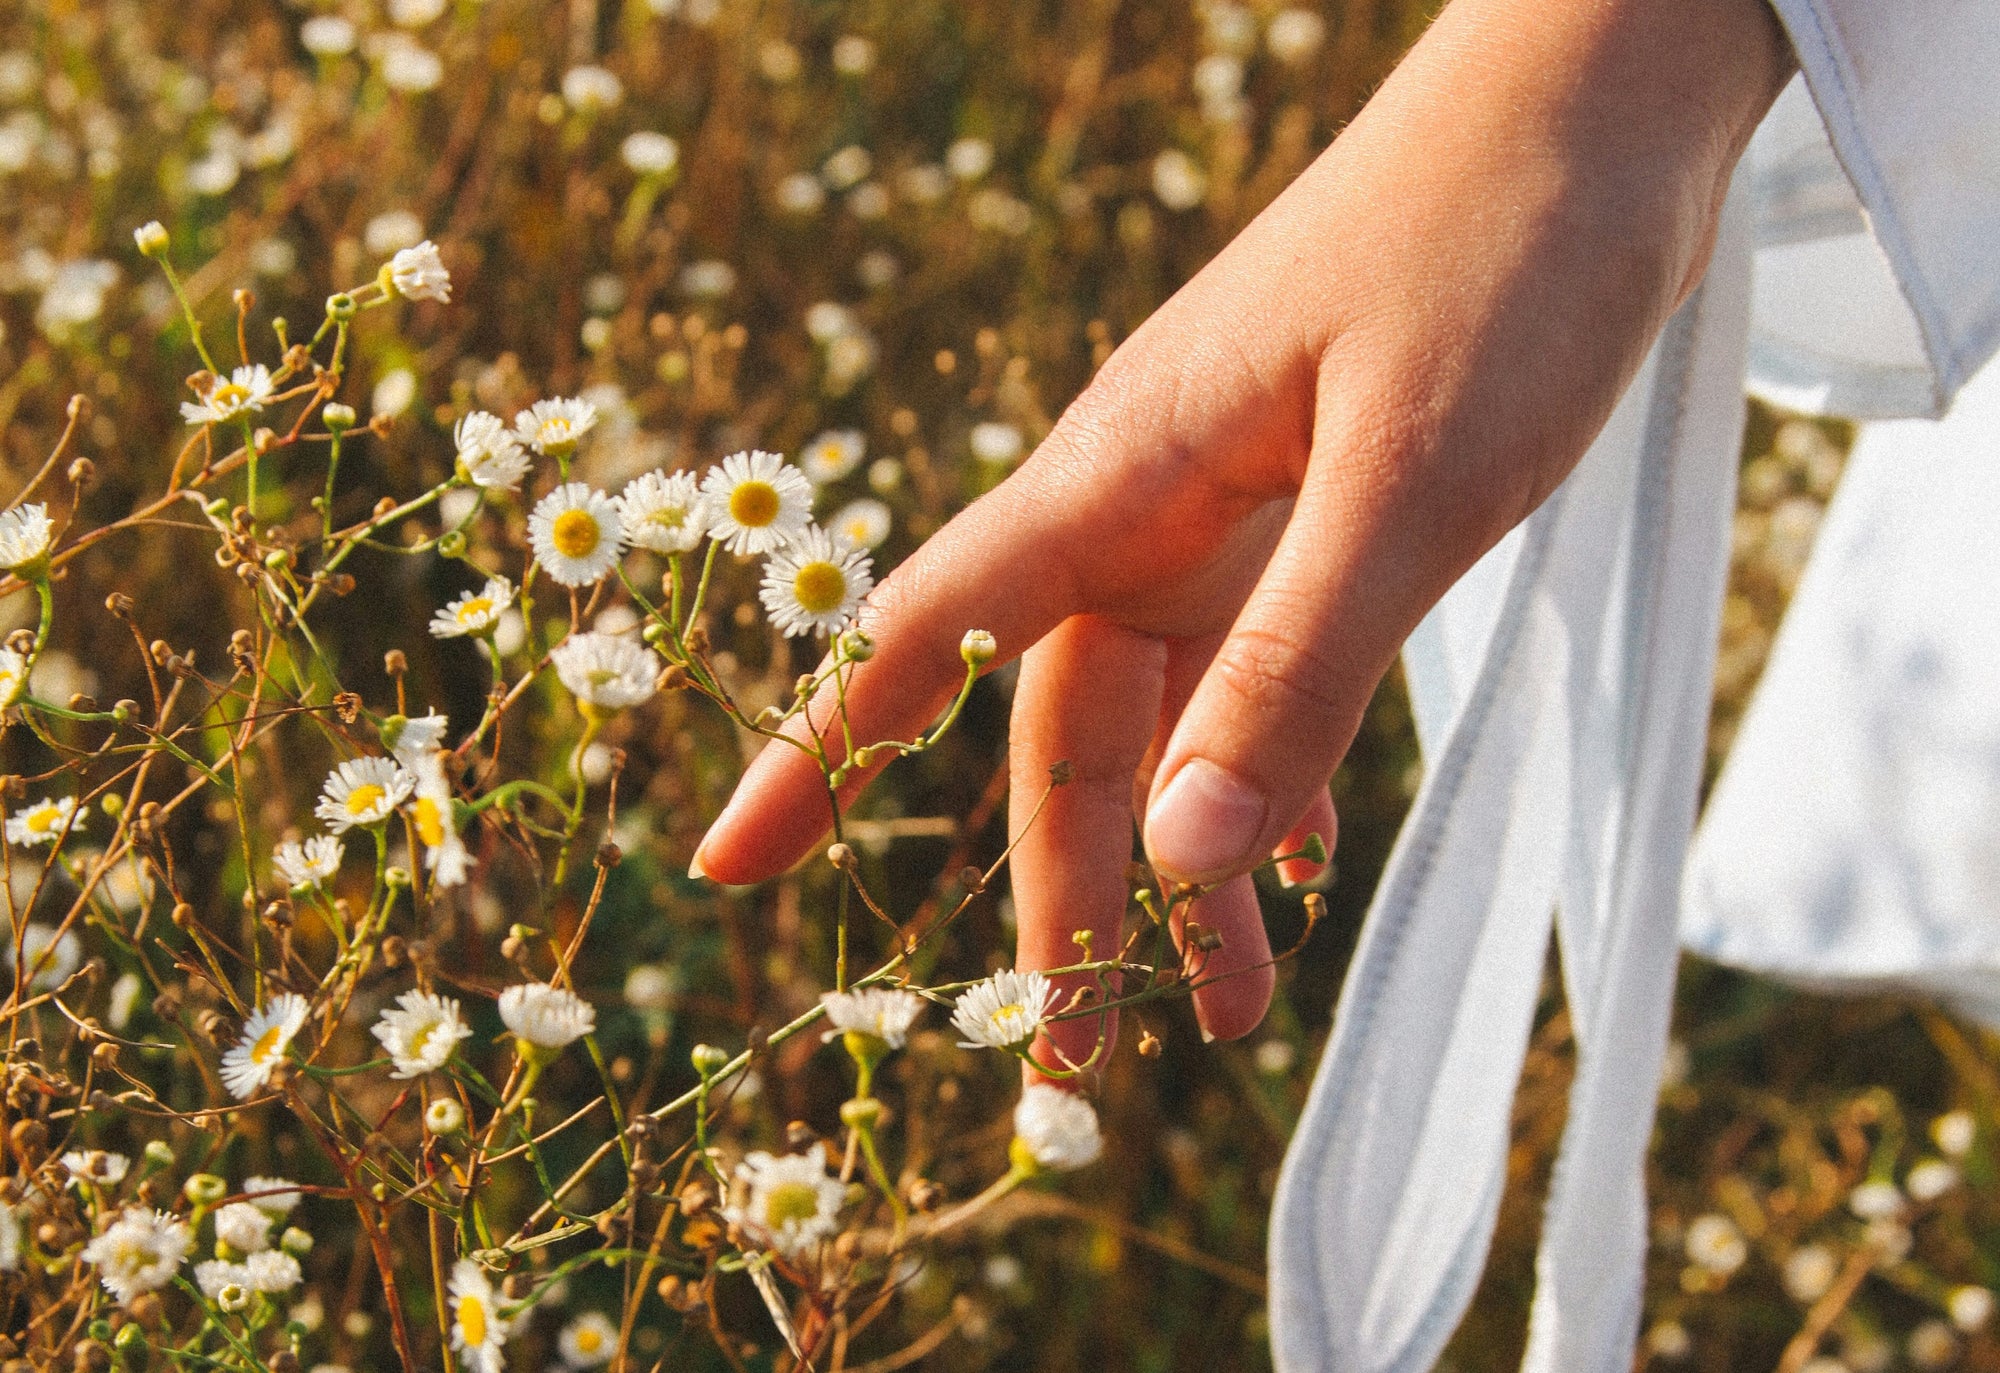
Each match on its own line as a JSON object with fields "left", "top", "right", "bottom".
{"left": 384, "top": 866, "right": 412, "bottom": 889}
{"left": 691, "top": 1043, "right": 729, "bottom": 1078}
{"left": 217, "top": 1283, "right": 250, "bottom": 1314}
{"left": 184, "top": 1173, "right": 228, "bottom": 1206}
{"left": 322, "top": 402, "right": 357, "bottom": 432}
{"left": 839, "top": 628, "right": 876, "bottom": 662}
{"left": 960, "top": 629, "right": 997, "bottom": 667}
{"left": 280, "top": 1226, "right": 313, "bottom": 1257}
{"left": 325, "top": 292, "right": 357, "bottom": 322}
{"left": 839, "top": 1097, "right": 883, "bottom": 1131}
{"left": 142, "top": 1140, "right": 175, "bottom": 1171}
{"left": 133, "top": 221, "right": 170, "bottom": 258}
{"left": 437, "top": 529, "right": 467, "bottom": 559}
{"left": 425, "top": 1097, "right": 465, "bottom": 1135}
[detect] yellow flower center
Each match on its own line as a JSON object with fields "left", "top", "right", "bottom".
{"left": 251, "top": 1024, "right": 288, "bottom": 1065}
{"left": 409, "top": 1020, "right": 442, "bottom": 1060}
{"left": 792, "top": 561, "right": 847, "bottom": 615}
{"left": 212, "top": 383, "right": 249, "bottom": 409}
{"left": 541, "top": 419, "right": 571, "bottom": 443}
{"left": 456, "top": 596, "right": 493, "bottom": 625}
{"left": 764, "top": 1180, "right": 823, "bottom": 1229}
{"left": 729, "top": 480, "right": 780, "bottom": 528}
{"left": 344, "top": 784, "right": 386, "bottom": 818}
{"left": 458, "top": 1293, "right": 488, "bottom": 1347}
{"left": 415, "top": 796, "right": 446, "bottom": 847}
{"left": 26, "top": 806, "right": 59, "bottom": 834}
{"left": 575, "top": 1328, "right": 604, "bottom": 1354}
{"left": 551, "top": 508, "right": 601, "bottom": 559}
{"left": 648, "top": 507, "right": 688, "bottom": 529}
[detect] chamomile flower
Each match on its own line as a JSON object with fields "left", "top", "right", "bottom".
{"left": 385, "top": 239, "right": 450, "bottom": 302}
{"left": 384, "top": 709, "right": 449, "bottom": 766}
{"left": 220, "top": 994, "right": 311, "bottom": 1099}
{"left": 950, "top": 969, "right": 1056, "bottom": 1052}
{"left": 726, "top": 1151, "right": 845, "bottom": 1259}
{"left": 213, "top": 1202, "right": 273, "bottom": 1255}
{"left": 372, "top": 989, "right": 472, "bottom": 1078}
{"left": 453, "top": 412, "right": 532, "bottom": 492}
{"left": 7, "top": 923, "right": 80, "bottom": 991}
{"left": 828, "top": 497, "right": 892, "bottom": 550}
{"left": 408, "top": 755, "right": 471, "bottom": 887}
{"left": 498, "top": 983, "right": 596, "bottom": 1050}
{"left": 529, "top": 483, "right": 625, "bottom": 586}
{"left": 1684, "top": 1213, "right": 1747, "bottom": 1274}
{"left": 699, "top": 450, "right": 813, "bottom": 555}
{"left": 615, "top": 469, "right": 707, "bottom": 554}
{"left": 431, "top": 575, "right": 515, "bottom": 639}
{"left": 6, "top": 795, "right": 85, "bottom": 847}
{"left": 314, "top": 757, "right": 415, "bottom": 833}
{"left": 240, "top": 1177, "right": 303, "bottom": 1216}
{"left": 245, "top": 1249, "right": 302, "bottom": 1293}
{"left": 450, "top": 1259, "right": 511, "bottom": 1373}
{"left": 799, "top": 429, "right": 866, "bottom": 485}
{"left": 194, "top": 1258, "right": 250, "bottom": 1299}
{"left": 426, "top": 1097, "right": 465, "bottom": 1134}
{"left": 820, "top": 988, "right": 924, "bottom": 1052}
{"left": 515, "top": 397, "right": 599, "bottom": 460}
{"left": 180, "top": 364, "right": 275, "bottom": 425}
{"left": 550, "top": 632, "right": 659, "bottom": 713}
{"left": 1011, "top": 1084, "right": 1103, "bottom": 1172}
{"left": 82, "top": 1208, "right": 192, "bottom": 1303}
{"left": 758, "top": 526, "right": 873, "bottom": 638}
{"left": 0, "top": 647, "right": 28, "bottom": 706}
{"left": 559, "top": 1312, "right": 619, "bottom": 1368}
{"left": 62, "top": 1150, "right": 130, "bottom": 1188}
{"left": 0, "top": 502, "right": 54, "bottom": 571}
{"left": 273, "top": 835, "right": 343, "bottom": 889}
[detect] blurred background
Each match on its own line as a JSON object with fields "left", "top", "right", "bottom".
{"left": 2, "top": 1, "right": 1996, "bottom": 1369}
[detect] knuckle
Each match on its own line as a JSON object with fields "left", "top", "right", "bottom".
{"left": 1209, "top": 623, "right": 1349, "bottom": 731}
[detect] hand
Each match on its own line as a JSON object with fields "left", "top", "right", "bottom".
{"left": 692, "top": 0, "right": 1792, "bottom": 1057}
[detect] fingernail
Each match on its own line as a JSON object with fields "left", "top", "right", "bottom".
{"left": 687, "top": 846, "right": 709, "bottom": 881}
{"left": 1145, "top": 759, "right": 1267, "bottom": 883}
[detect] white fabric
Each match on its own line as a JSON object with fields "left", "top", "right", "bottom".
{"left": 1270, "top": 7, "right": 2000, "bottom": 1371}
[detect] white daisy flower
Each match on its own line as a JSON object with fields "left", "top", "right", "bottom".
{"left": 515, "top": 397, "right": 599, "bottom": 459}
{"left": 726, "top": 1151, "right": 845, "bottom": 1259}
{"left": 758, "top": 526, "right": 873, "bottom": 638}
{"left": 615, "top": 470, "right": 707, "bottom": 554}
{"left": 180, "top": 364, "right": 275, "bottom": 425}
{"left": 450, "top": 1260, "right": 511, "bottom": 1373}
{"left": 62, "top": 1150, "right": 130, "bottom": 1188}
{"left": 0, "top": 502, "right": 54, "bottom": 571}
{"left": 384, "top": 709, "right": 450, "bottom": 767}
{"left": 432, "top": 575, "right": 516, "bottom": 639}
{"left": 245, "top": 1249, "right": 302, "bottom": 1293}
{"left": 550, "top": 632, "right": 659, "bottom": 713}
{"left": 408, "top": 755, "right": 471, "bottom": 888}
{"left": 0, "top": 646, "right": 29, "bottom": 706}
{"left": 314, "top": 757, "right": 415, "bottom": 833}
{"left": 558, "top": 1311, "right": 618, "bottom": 1368}
{"left": 498, "top": 983, "right": 596, "bottom": 1049}
{"left": 799, "top": 429, "right": 865, "bottom": 485}
{"left": 213, "top": 1201, "right": 273, "bottom": 1255}
{"left": 372, "top": 988, "right": 472, "bottom": 1078}
{"left": 1684, "top": 1213, "right": 1747, "bottom": 1274}
{"left": 240, "top": 1177, "right": 303, "bottom": 1215}
{"left": 81, "top": 1208, "right": 192, "bottom": 1304}
{"left": 194, "top": 1258, "right": 250, "bottom": 1299}
{"left": 220, "top": 994, "right": 311, "bottom": 1099}
{"left": 453, "top": 412, "right": 533, "bottom": 492}
{"left": 1849, "top": 1179, "right": 1906, "bottom": 1221}
{"left": 828, "top": 497, "right": 892, "bottom": 550}
{"left": 561, "top": 64, "right": 623, "bottom": 111}
{"left": 426, "top": 1097, "right": 466, "bottom": 1134}
{"left": 1012, "top": 1084, "right": 1103, "bottom": 1172}
{"left": 273, "top": 835, "right": 343, "bottom": 889}
{"left": 699, "top": 450, "right": 813, "bottom": 555}
{"left": 386, "top": 239, "right": 450, "bottom": 302}
{"left": 1907, "top": 1158, "right": 1960, "bottom": 1202}
{"left": 1783, "top": 1245, "right": 1838, "bottom": 1303}
{"left": 949, "top": 969, "right": 1057, "bottom": 1052}
{"left": 820, "top": 988, "right": 924, "bottom": 1052}
{"left": 6, "top": 795, "right": 85, "bottom": 847}
{"left": 968, "top": 420, "right": 1024, "bottom": 465}
{"left": 620, "top": 131, "right": 680, "bottom": 177}
{"left": 7, "top": 923, "right": 80, "bottom": 991}
{"left": 529, "top": 482, "right": 625, "bottom": 586}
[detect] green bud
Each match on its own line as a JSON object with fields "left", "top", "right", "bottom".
{"left": 839, "top": 1097, "right": 883, "bottom": 1131}
{"left": 89, "top": 1319, "right": 114, "bottom": 1343}
{"left": 437, "top": 530, "right": 467, "bottom": 559}
{"left": 115, "top": 1320, "right": 148, "bottom": 1352}
{"left": 142, "top": 1139, "right": 176, "bottom": 1170}
{"left": 101, "top": 791, "right": 126, "bottom": 816}
{"left": 839, "top": 628, "right": 876, "bottom": 663}
{"left": 691, "top": 1043, "right": 729, "bottom": 1078}
{"left": 203, "top": 497, "right": 230, "bottom": 519}
{"left": 263, "top": 548, "right": 292, "bottom": 570}
{"left": 322, "top": 402, "right": 357, "bottom": 432}
{"left": 133, "top": 221, "right": 170, "bottom": 258}
{"left": 384, "top": 866, "right": 412, "bottom": 889}
{"left": 280, "top": 1226, "right": 313, "bottom": 1257}
{"left": 960, "top": 629, "right": 997, "bottom": 668}
{"left": 325, "top": 292, "right": 358, "bottom": 322}
{"left": 184, "top": 1173, "right": 228, "bottom": 1206}
{"left": 641, "top": 622, "right": 667, "bottom": 646}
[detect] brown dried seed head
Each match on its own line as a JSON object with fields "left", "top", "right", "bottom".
{"left": 384, "top": 649, "right": 408, "bottom": 677}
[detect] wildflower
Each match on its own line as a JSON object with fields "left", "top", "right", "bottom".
{"left": 386, "top": 239, "right": 450, "bottom": 302}
{"left": 180, "top": 364, "right": 275, "bottom": 425}
{"left": 241, "top": 1177, "right": 303, "bottom": 1216}
{"left": 372, "top": 989, "right": 472, "bottom": 1078}
{"left": 0, "top": 1200, "right": 21, "bottom": 1272}
{"left": 1684, "top": 1213, "right": 1747, "bottom": 1275}
{"left": 1906, "top": 1158, "right": 1960, "bottom": 1202}
{"left": 0, "top": 501, "right": 54, "bottom": 571}
{"left": 726, "top": 1151, "right": 844, "bottom": 1259}
{"left": 700, "top": 450, "right": 813, "bottom": 555}
{"left": 82, "top": 1208, "right": 192, "bottom": 1304}
{"left": 315, "top": 757, "right": 415, "bottom": 833}
{"left": 832, "top": 34, "right": 876, "bottom": 75}
{"left": 1934, "top": 1109, "right": 1976, "bottom": 1157}
{"left": 0, "top": 646, "right": 28, "bottom": 705}
{"left": 615, "top": 469, "right": 707, "bottom": 554}
{"left": 625, "top": 964, "right": 680, "bottom": 1012}
{"left": 678, "top": 259, "right": 737, "bottom": 298}
{"left": 800, "top": 429, "right": 866, "bottom": 484}
{"left": 453, "top": 412, "right": 532, "bottom": 492}
{"left": 426, "top": 1097, "right": 465, "bottom": 1134}
{"left": 388, "top": 0, "right": 446, "bottom": 25}
{"left": 1152, "top": 150, "right": 1208, "bottom": 211}
{"left": 968, "top": 421, "right": 1024, "bottom": 465}
{"left": 551, "top": 632, "right": 659, "bottom": 713}
{"left": 245, "top": 1248, "right": 302, "bottom": 1293}
{"left": 1782, "top": 1244, "right": 1837, "bottom": 1302}
{"left": 515, "top": 396, "right": 599, "bottom": 459}
{"left": 758, "top": 526, "right": 873, "bottom": 638}
{"left": 378, "top": 36, "right": 443, "bottom": 92}
{"left": 561, "top": 64, "right": 623, "bottom": 111}
{"left": 62, "top": 1150, "right": 130, "bottom": 1189}
{"left": 829, "top": 497, "right": 892, "bottom": 549}
{"left": 6, "top": 923, "right": 80, "bottom": 991}
{"left": 821, "top": 988, "right": 924, "bottom": 1053}
{"left": 1848, "top": 1179, "right": 1905, "bottom": 1221}
{"left": 432, "top": 575, "right": 516, "bottom": 638}
{"left": 620, "top": 131, "right": 679, "bottom": 176}
{"left": 498, "top": 983, "right": 596, "bottom": 1050}
{"left": 947, "top": 136, "right": 995, "bottom": 181}
{"left": 1011, "top": 1084, "right": 1104, "bottom": 1172}
{"left": 220, "top": 994, "right": 311, "bottom": 1099}
{"left": 384, "top": 709, "right": 449, "bottom": 766}
{"left": 1951, "top": 1285, "right": 1994, "bottom": 1331}
{"left": 776, "top": 173, "right": 827, "bottom": 214}
{"left": 273, "top": 835, "right": 343, "bottom": 889}
{"left": 373, "top": 368, "right": 418, "bottom": 418}
{"left": 194, "top": 1258, "right": 251, "bottom": 1300}
{"left": 450, "top": 1259, "right": 511, "bottom": 1373}
{"left": 213, "top": 1202, "right": 273, "bottom": 1255}
{"left": 961, "top": 629, "right": 998, "bottom": 666}
{"left": 6, "top": 795, "right": 85, "bottom": 847}
{"left": 559, "top": 1311, "right": 619, "bottom": 1368}
{"left": 821, "top": 144, "right": 872, "bottom": 190}
{"left": 1266, "top": 8, "right": 1327, "bottom": 64}
{"left": 409, "top": 756, "right": 471, "bottom": 887}
{"left": 529, "top": 482, "right": 625, "bottom": 586}
{"left": 950, "top": 969, "right": 1057, "bottom": 1052}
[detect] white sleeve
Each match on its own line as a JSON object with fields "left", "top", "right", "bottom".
{"left": 1752, "top": 4, "right": 2000, "bottom": 418}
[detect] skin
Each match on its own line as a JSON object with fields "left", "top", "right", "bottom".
{"left": 692, "top": 0, "right": 1796, "bottom": 1063}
